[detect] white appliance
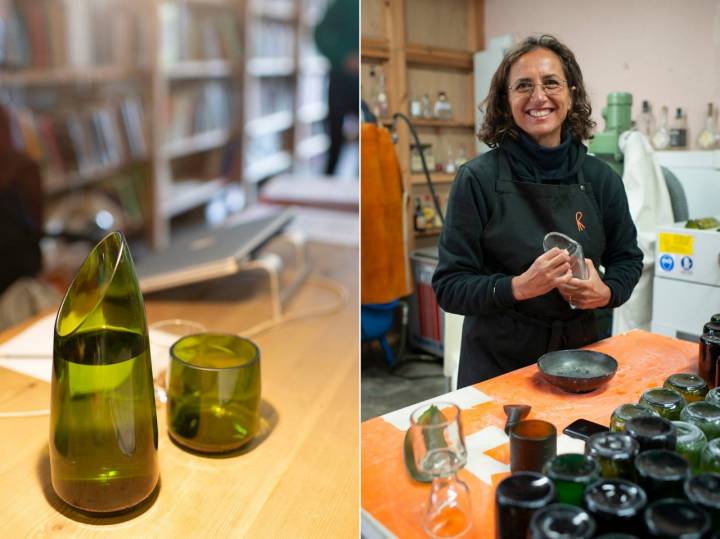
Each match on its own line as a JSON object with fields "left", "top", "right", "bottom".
{"left": 654, "top": 150, "right": 720, "bottom": 219}
{"left": 651, "top": 218, "right": 720, "bottom": 341}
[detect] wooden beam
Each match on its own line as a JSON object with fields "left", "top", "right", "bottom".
{"left": 361, "top": 37, "right": 390, "bottom": 60}
{"left": 467, "top": 0, "right": 485, "bottom": 53}
{"left": 405, "top": 43, "right": 473, "bottom": 71}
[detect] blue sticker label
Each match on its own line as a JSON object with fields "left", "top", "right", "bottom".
{"left": 659, "top": 254, "right": 675, "bottom": 272}
{"left": 680, "top": 256, "right": 693, "bottom": 271}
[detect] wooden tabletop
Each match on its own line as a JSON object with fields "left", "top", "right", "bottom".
{"left": 361, "top": 330, "right": 699, "bottom": 538}
{"left": 0, "top": 241, "right": 359, "bottom": 537}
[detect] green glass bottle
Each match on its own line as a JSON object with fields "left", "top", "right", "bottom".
{"left": 49, "top": 232, "right": 159, "bottom": 513}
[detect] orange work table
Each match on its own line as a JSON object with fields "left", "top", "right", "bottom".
{"left": 361, "top": 330, "right": 698, "bottom": 538}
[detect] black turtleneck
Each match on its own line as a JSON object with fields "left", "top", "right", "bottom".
{"left": 501, "top": 128, "right": 579, "bottom": 182}
{"left": 516, "top": 129, "right": 572, "bottom": 178}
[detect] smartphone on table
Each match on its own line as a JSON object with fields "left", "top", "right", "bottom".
{"left": 563, "top": 418, "right": 609, "bottom": 442}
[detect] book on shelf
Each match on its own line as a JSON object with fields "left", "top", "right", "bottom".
{"left": 165, "top": 82, "right": 231, "bottom": 143}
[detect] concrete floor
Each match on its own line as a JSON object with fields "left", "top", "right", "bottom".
{"left": 361, "top": 340, "right": 447, "bottom": 421}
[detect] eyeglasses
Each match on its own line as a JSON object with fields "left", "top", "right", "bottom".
{"left": 509, "top": 79, "right": 569, "bottom": 95}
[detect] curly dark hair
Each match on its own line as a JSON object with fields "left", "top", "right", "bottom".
{"left": 477, "top": 34, "right": 596, "bottom": 147}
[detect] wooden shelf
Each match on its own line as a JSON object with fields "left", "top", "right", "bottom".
{"left": 45, "top": 160, "right": 147, "bottom": 196}
{"left": 405, "top": 43, "right": 474, "bottom": 71}
{"left": 244, "top": 151, "right": 293, "bottom": 183}
{"left": 298, "top": 102, "right": 328, "bottom": 123}
{"left": 164, "top": 59, "right": 236, "bottom": 79}
{"left": 162, "top": 178, "right": 226, "bottom": 218}
{"left": 410, "top": 173, "right": 455, "bottom": 185}
{"left": 412, "top": 118, "right": 475, "bottom": 129}
{"left": 296, "top": 133, "right": 330, "bottom": 159}
{"left": 163, "top": 129, "right": 233, "bottom": 159}
{"left": 251, "top": 1, "right": 296, "bottom": 21}
{"left": 415, "top": 228, "right": 442, "bottom": 237}
{"left": 245, "top": 111, "right": 294, "bottom": 138}
{"left": 0, "top": 65, "right": 147, "bottom": 86}
{"left": 247, "top": 57, "right": 295, "bottom": 77}
{"left": 361, "top": 37, "right": 390, "bottom": 61}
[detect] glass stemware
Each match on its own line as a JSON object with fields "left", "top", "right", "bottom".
{"left": 410, "top": 402, "right": 472, "bottom": 538}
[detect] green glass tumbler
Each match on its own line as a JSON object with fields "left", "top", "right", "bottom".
{"left": 634, "top": 449, "right": 690, "bottom": 501}
{"left": 639, "top": 388, "right": 686, "bottom": 420}
{"left": 684, "top": 473, "right": 720, "bottom": 532}
{"left": 643, "top": 499, "right": 711, "bottom": 539}
{"left": 664, "top": 373, "right": 708, "bottom": 403}
{"left": 673, "top": 421, "right": 708, "bottom": 475}
{"left": 700, "top": 438, "right": 720, "bottom": 473}
{"left": 609, "top": 403, "right": 658, "bottom": 432}
{"left": 167, "top": 333, "right": 261, "bottom": 453}
{"left": 542, "top": 454, "right": 599, "bottom": 506}
{"left": 680, "top": 401, "right": 720, "bottom": 441}
{"left": 707, "top": 387, "right": 720, "bottom": 405}
{"left": 50, "top": 232, "right": 159, "bottom": 513}
{"left": 585, "top": 431, "right": 639, "bottom": 480}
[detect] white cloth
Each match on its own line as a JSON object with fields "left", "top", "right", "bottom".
{"left": 612, "top": 131, "right": 674, "bottom": 334}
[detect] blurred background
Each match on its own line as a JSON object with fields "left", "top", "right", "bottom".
{"left": 0, "top": 0, "right": 359, "bottom": 329}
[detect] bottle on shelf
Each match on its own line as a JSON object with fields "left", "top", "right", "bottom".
{"left": 637, "top": 100, "right": 656, "bottom": 138}
{"left": 697, "top": 103, "right": 716, "bottom": 150}
{"left": 422, "top": 94, "right": 432, "bottom": 119}
{"left": 376, "top": 68, "right": 389, "bottom": 119}
{"left": 410, "top": 94, "right": 422, "bottom": 118}
{"left": 433, "top": 194, "right": 443, "bottom": 228}
{"left": 414, "top": 197, "right": 426, "bottom": 232}
{"left": 651, "top": 106, "right": 671, "bottom": 150}
{"left": 445, "top": 144, "right": 456, "bottom": 174}
{"left": 454, "top": 145, "right": 467, "bottom": 169}
{"left": 421, "top": 195, "right": 436, "bottom": 228}
{"left": 669, "top": 107, "right": 688, "bottom": 149}
{"left": 434, "top": 91, "right": 453, "bottom": 120}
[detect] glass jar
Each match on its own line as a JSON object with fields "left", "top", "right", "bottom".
{"left": 680, "top": 401, "right": 720, "bottom": 440}
{"left": 699, "top": 333, "right": 720, "bottom": 388}
{"left": 495, "top": 471, "right": 556, "bottom": 539}
{"left": 585, "top": 431, "right": 639, "bottom": 480}
{"left": 529, "top": 503, "right": 596, "bottom": 539}
{"left": 634, "top": 449, "right": 690, "bottom": 501}
{"left": 582, "top": 479, "right": 647, "bottom": 537}
{"left": 664, "top": 373, "right": 708, "bottom": 402}
{"left": 707, "top": 387, "right": 720, "bottom": 406}
{"left": 673, "top": 421, "right": 708, "bottom": 474}
{"left": 433, "top": 91, "right": 453, "bottom": 120}
{"left": 609, "top": 403, "right": 659, "bottom": 432}
{"left": 542, "top": 454, "right": 600, "bottom": 506}
{"left": 684, "top": 473, "right": 720, "bottom": 532}
{"left": 410, "top": 144, "right": 435, "bottom": 173}
{"left": 624, "top": 416, "right": 676, "bottom": 452}
{"left": 639, "top": 388, "right": 686, "bottom": 420}
{"left": 700, "top": 438, "right": 720, "bottom": 473}
{"left": 643, "top": 499, "right": 711, "bottom": 538}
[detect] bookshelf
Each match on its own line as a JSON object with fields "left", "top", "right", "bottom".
{"left": 2, "top": 0, "right": 332, "bottom": 250}
{"left": 361, "top": 0, "right": 484, "bottom": 249}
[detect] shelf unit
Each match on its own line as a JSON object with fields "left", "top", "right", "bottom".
{"left": 2, "top": 0, "right": 331, "bottom": 250}
{"left": 361, "top": 0, "right": 484, "bottom": 249}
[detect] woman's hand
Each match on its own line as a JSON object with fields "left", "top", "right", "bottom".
{"left": 511, "top": 248, "right": 572, "bottom": 301}
{"left": 556, "top": 259, "right": 612, "bottom": 309}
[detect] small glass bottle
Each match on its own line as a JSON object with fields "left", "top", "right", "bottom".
{"left": 376, "top": 69, "right": 389, "bottom": 118}
{"left": 609, "top": 403, "right": 659, "bottom": 432}
{"left": 702, "top": 314, "right": 720, "bottom": 336}
{"left": 414, "top": 197, "right": 426, "bottom": 232}
{"left": 700, "top": 438, "right": 720, "bottom": 473}
{"left": 454, "top": 146, "right": 467, "bottom": 169}
{"left": 409, "top": 94, "right": 422, "bottom": 118}
{"left": 634, "top": 449, "right": 690, "bottom": 501}
{"left": 680, "top": 401, "right": 720, "bottom": 440}
{"left": 529, "top": 503, "right": 596, "bottom": 539}
{"left": 495, "top": 472, "right": 556, "bottom": 539}
{"left": 445, "top": 144, "right": 456, "bottom": 174}
{"left": 669, "top": 107, "right": 688, "bottom": 149}
{"left": 639, "top": 387, "right": 686, "bottom": 420}
{"left": 542, "top": 454, "right": 599, "bottom": 506}
{"left": 697, "top": 103, "right": 716, "bottom": 150}
{"left": 699, "top": 333, "right": 720, "bottom": 389}
{"left": 644, "top": 499, "right": 711, "bottom": 538}
{"left": 582, "top": 479, "right": 647, "bottom": 536}
{"left": 673, "top": 421, "right": 707, "bottom": 474}
{"left": 664, "top": 373, "right": 708, "bottom": 403}
{"left": 422, "top": 93, "right": 432, "bottom": 118}
{"left": 651, "top": 106, "right": 671, "bottom": 150}
{"left": 585, "top": 431, "right": 639, "bottom": 480}
{"left": 707, "top": 387, "right": 720, "bottom": 406}
{"left": 433, "top": 91, "right": 452, "bottom": 120}
{"left": 684, "top": 473, "right": 720, "bottom": 531}
{"left": 624, "top": 416, "right": 676, "bottom": 452}
{"left": 636, "top": 100, "right": 656, "bottom": 138}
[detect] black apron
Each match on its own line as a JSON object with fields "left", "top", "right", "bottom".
{"left": 457, "top": 151, "right": 607, "bottom": 387}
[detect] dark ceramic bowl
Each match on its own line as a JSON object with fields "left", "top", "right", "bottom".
{"left": 537, "top": 350, "right": 618, "bottom": 393}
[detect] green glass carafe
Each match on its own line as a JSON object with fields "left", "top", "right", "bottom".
{"left": 49, "top": 232, "right": 159, "bottom": 513}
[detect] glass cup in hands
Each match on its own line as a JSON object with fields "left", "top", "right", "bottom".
{"left": 543, "top": 232, "right": 588, "bottom": 309}
{"left": 410, "top": 402, "right": 472, "bottom": 538}
{"left": 167, "top": 333, "right": 261, "bottom": 453}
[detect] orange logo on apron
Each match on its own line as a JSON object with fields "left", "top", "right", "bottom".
{"left": 576, "top": 211, "right": 586, "bottom": 231}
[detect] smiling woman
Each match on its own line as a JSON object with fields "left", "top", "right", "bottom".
{"left": 432, "top": 34, "right": 644, "bottom": 387}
